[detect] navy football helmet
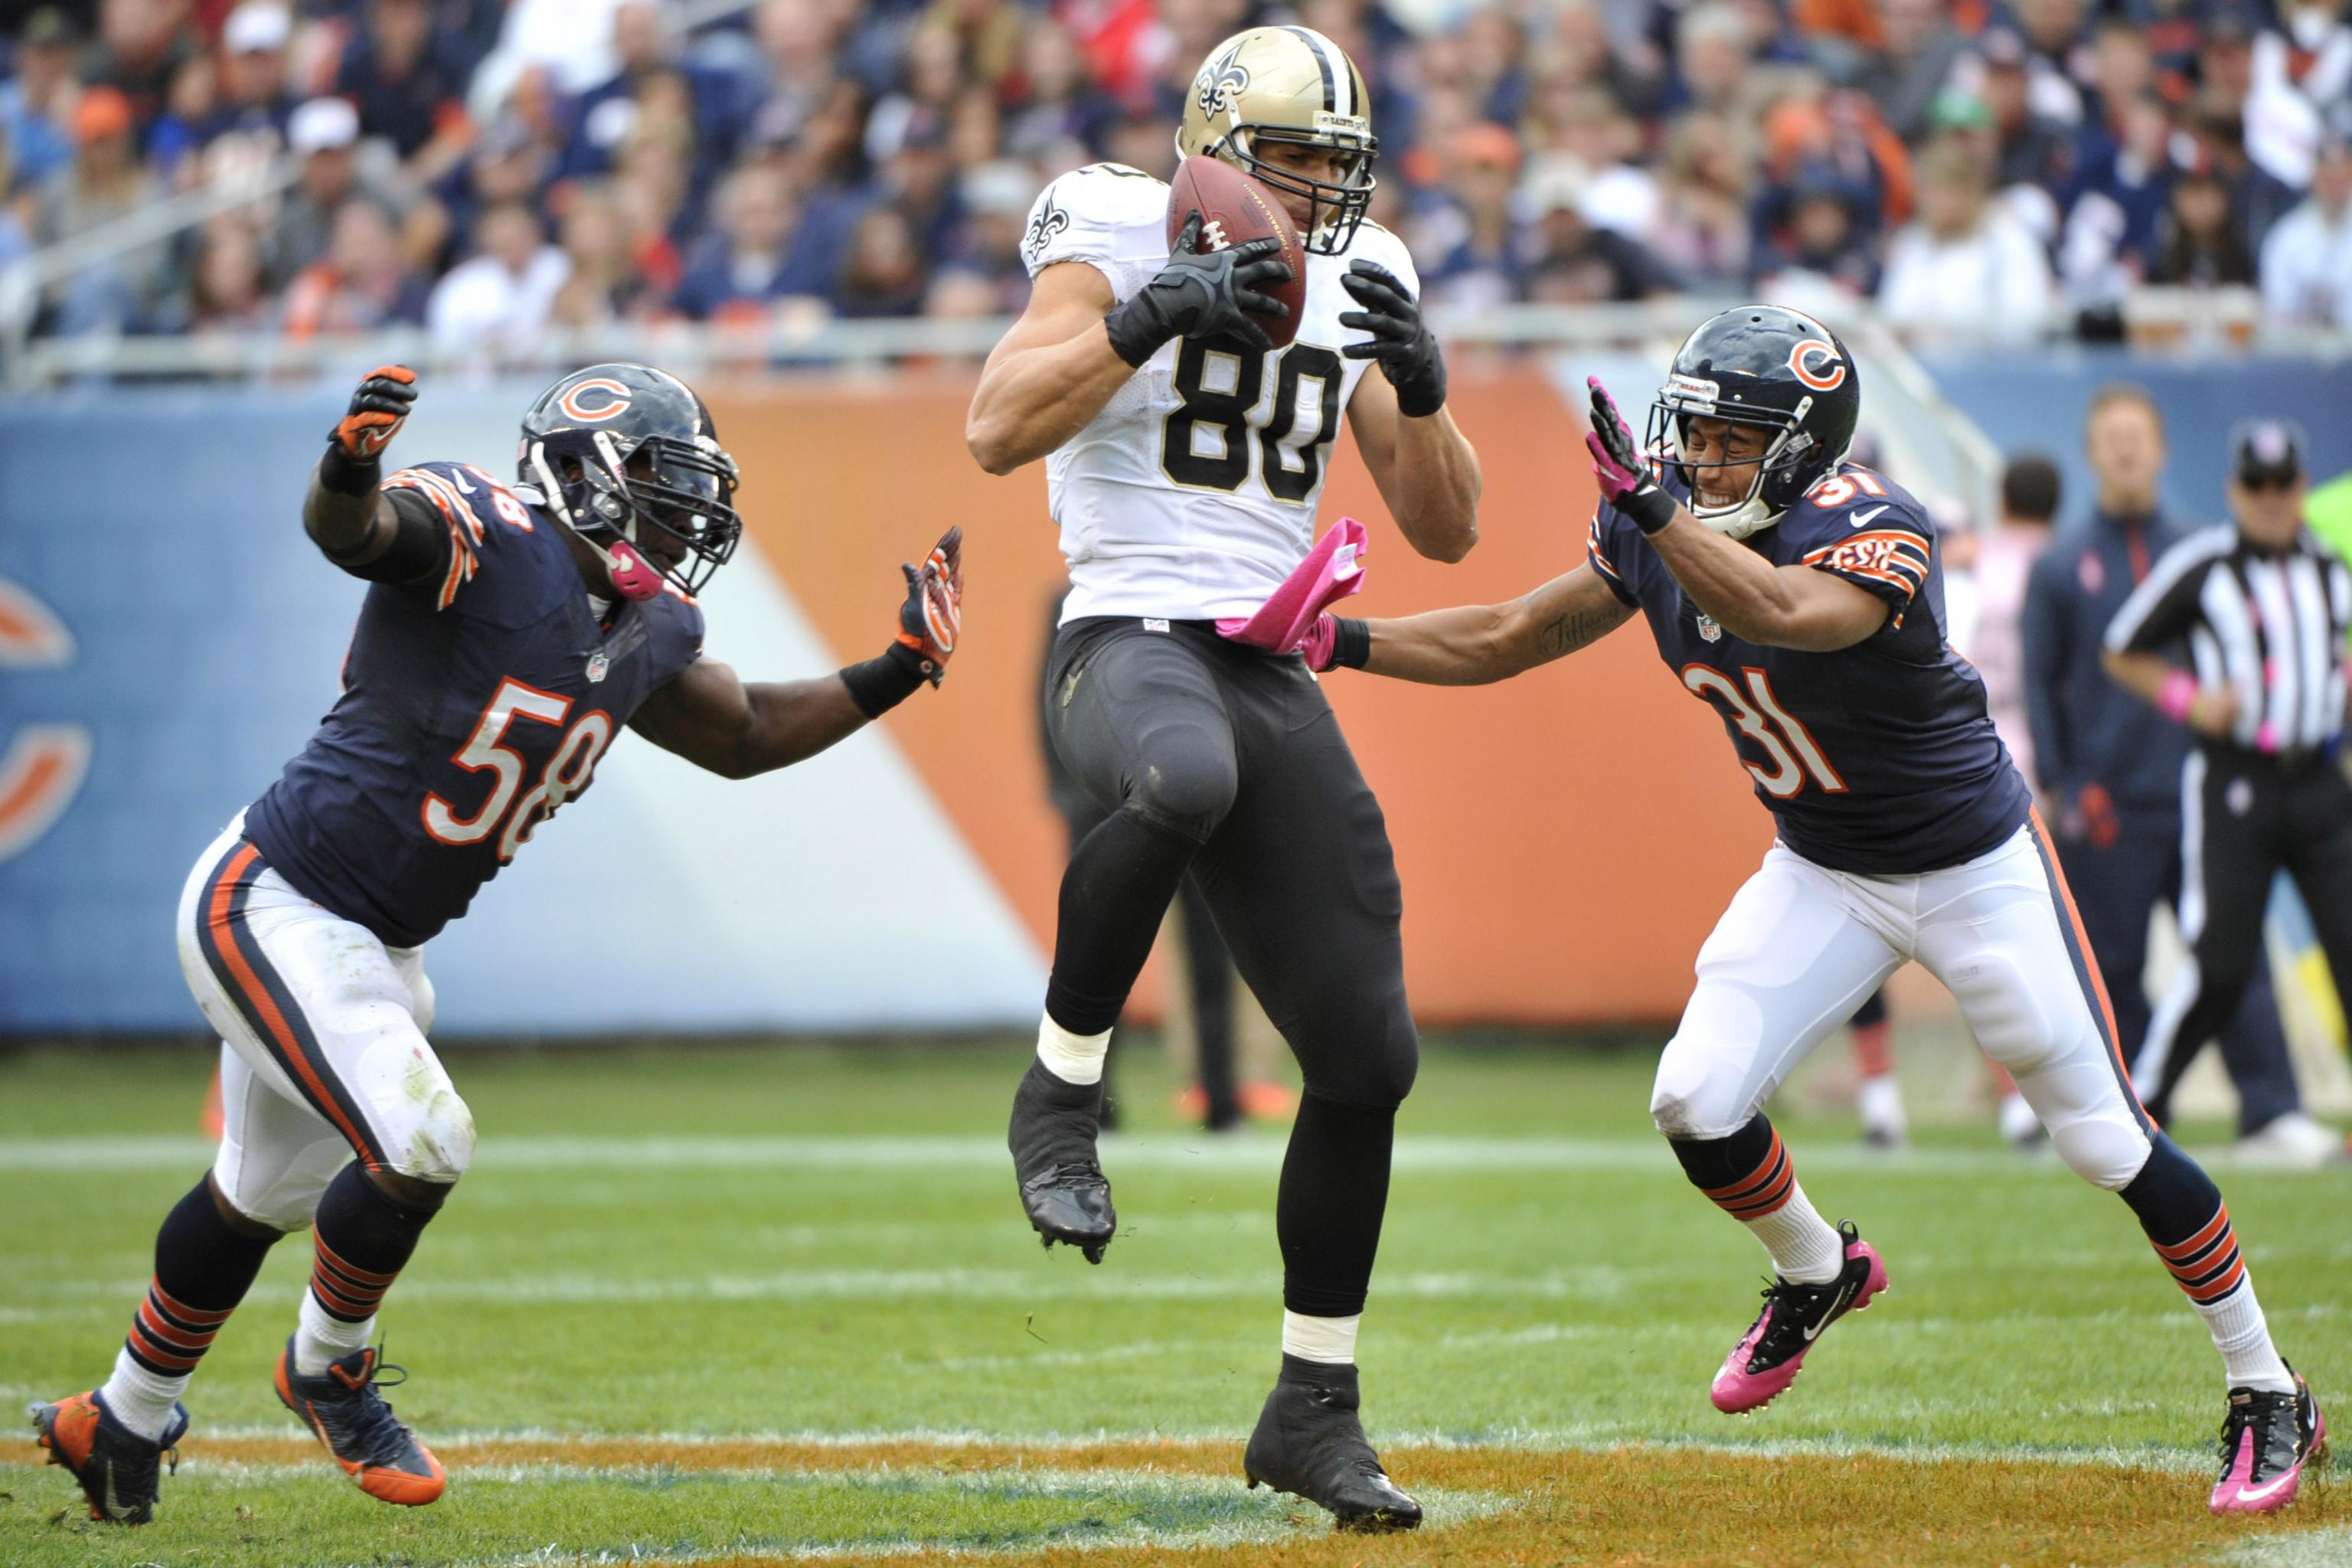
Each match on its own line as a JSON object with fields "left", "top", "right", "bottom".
{"left": 1646, "top": 305, "right": 1860, "bottom": 540}
{"left": 514, "top": 364, "right": 741, "bottom": 598}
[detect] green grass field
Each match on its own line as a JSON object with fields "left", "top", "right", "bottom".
{"left": 2, "top": 1036, "right": 2347, "bottom": 1566}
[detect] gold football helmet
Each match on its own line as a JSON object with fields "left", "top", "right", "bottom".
{"left": 1174, "top": 25, "right": 1377, "bottom": 254}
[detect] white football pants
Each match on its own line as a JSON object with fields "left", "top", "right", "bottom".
{"left": 175, "top": 813, "right": 474, "bottom": 1230}
{"left": 1651, "top": 818, "right": 2157, "bottom": 1191}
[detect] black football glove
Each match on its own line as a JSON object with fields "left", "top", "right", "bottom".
{"left": 894, "top": 525, "right": 963, "bottom": 688}
{"left": 1102, "top": 210, "right": 1293, "bottom": 366}
{"left": 1338, "top": 260, "right": 1446, "bottom": 416}
{"left": 319, "top": 364, "right": 418, "bottom": 495}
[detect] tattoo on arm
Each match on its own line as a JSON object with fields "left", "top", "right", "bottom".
{"left": 1536, "top": 600, "right": 1631, "bottom": 659}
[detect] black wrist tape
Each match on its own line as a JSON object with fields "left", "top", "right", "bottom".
{"left": 1329, "top": 617, "right": 1372, "bottom": 670}
{"left": 1102, "top": 299, "right": 1170, "bottom": 370}
{"left": 839, "top": 641, "right": 929, "bottom": 718}
{"left": 1622, "top": 484, "right": 1678, "bottom": 536}
{"left": 318, "top": 442, "right": 381, "bottom": 497}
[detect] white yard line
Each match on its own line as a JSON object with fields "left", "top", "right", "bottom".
{"left": 1, "top": 1131, "right": 2248, "bottom": 1175}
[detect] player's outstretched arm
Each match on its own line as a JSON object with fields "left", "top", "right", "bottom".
{"left": 303, "top": 364, "right": 449, "bottom": 584}
{"left": 1310, "top": 567, "right": 1632, "bottom": 685}
{"left": 1586, "top": 377, "right": 1886, "bottom": 652}
{"left": 966, "top": 220, "right": 1292, "bottom": 475}
{"left": 1343, "top": 262, "right": 1479, "bottom": 564}
{"left": 630, "top": 529, "right": 963, "bottom": 777}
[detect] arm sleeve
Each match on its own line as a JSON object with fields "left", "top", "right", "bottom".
{"left": 377, "top": 462, "right": 535, "bottom": 612}
{"left": 2020, "top": 552, "right": 2071, "bottom": 795}
{"left": 332, "top": 485, "right": 454, "bottom": 588}
{"left": 2104, "top": 537, "right": 2217, "bottom": 655}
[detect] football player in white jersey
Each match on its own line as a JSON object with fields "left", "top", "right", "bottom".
{"left": 965, "top": 24, "right": 1480, "bottom": 1531}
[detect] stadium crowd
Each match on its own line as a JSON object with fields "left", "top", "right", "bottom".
{"left": 4, "top": 0, "right": 2350, "bottom": 348}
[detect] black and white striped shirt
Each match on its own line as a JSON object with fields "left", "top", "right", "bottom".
{"left": 2105, "top": 524, "right": 2352, "bottom": 756}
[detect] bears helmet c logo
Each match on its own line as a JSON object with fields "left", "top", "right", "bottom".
{"left": 1788, "top": 339, "right": 1847, "bottom": 391}
{"left": 557, "top": 377, "right": 633, "bottom": 423}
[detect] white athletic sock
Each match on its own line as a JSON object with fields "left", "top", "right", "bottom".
{"left": 97, "top": 1348, "right": 187, "bottom": 1443}
{"left": 1282, "top": 1310, "right": 1361, "bottom": 1365}
{"left": 1035, "top": 1014, "right": 1112, "bottom": 1086}
{"left": 1746, "top": 1182, "right": 1844, "bottom": 1285}
{"left": 293, "top": 1291, "right": 375, "bottom": 1377}
{"left": 2198, "top": 1282, "right": 2294, "bottom": 1393}
{"left": 1857, "top": 1076, "right": 1906, "bottom": 1139}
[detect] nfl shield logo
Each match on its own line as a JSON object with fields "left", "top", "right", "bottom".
{"left": 586, "top": 651, "right": 609, "bottom": 684}
{"left": 1697, "top": 613, "right": 1723, "bottom": 643}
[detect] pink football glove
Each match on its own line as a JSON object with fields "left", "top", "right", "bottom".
{"left": 1585, "top": 376, "right": 1675, "bottom": 534}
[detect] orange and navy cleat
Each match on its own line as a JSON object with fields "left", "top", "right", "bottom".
{"left": 273, "top": 1340, "right": 445, "bottom": 1505}
{"left": 2211, "top": 1366, "right": 2327, "bottom": 1514}
{"left": 27, "top": 1389, "right": 188, "bottom": 1524}
{"left": 1710, "top": 1220, "right": 1889, "bottom": 1415}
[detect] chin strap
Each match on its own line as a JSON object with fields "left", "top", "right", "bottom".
{"left": 593, "top": 536, "right": 664, "bottom": 601}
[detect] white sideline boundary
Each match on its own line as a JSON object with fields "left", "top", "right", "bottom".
{"left": 2, "top": 1131, "right": 2315, "bottom": 1174}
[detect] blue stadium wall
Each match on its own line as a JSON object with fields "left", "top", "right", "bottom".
{"left": 2, "top": 355, "right": 2346, "bottom": 1036}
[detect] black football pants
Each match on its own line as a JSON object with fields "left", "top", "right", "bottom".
{"left": 1042, "top": 617, "right": 1419, "bottom": 1319}
{"left": 2056, "top": 801, "right": 2301, "bottom": 1134}
{"left": 2131, "top": 749, "right": 2352, "bottom": 1125}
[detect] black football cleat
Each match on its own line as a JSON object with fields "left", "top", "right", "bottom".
{"left": 274, "top": 1340, "right": 446, "bottom": 1505}
{"left": 28, "top": 1389, "right": 188, "bottom": 1524}
{"left": 2210, "top": 1364, "right": 2327, "bottom": 1514}
{"left": 1243, "top": 1356, "right": 1422, "bottom": 1533}
{"left": 1008, "top": 1059, "right": 1116, "bottom": 1263}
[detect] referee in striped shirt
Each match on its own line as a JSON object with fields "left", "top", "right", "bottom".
{"left": 2102, "top": 418, "right": 2352, "bottom": 1128}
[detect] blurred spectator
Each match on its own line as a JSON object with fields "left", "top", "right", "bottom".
{"left": 1971, "top": 451, "right": 2063, "bottom": 792}
{"left": 2188, "top": 104, "right": 2296, "bottom": 261}
{"left": 181, "top": 218, "right": 273, "bottom": 336}
{"left": 2245, "top": 0, "right": 2352, "bottom": 188}
{"left": 267, "top": 98, "right": 399, "bottom": 290}
{"left": 1675, "top": 4, "right": 1759, "bottom": 119}
{"left": 2056, "top": 93, "right": 2177, "bottom": 325}
{"left": 1517, "top": 154, "right": 1679, "bottom": 304}
{"left": 211, "top": 3, "right": 299, "bottom": 150}
{"left": 282, "top": 198, "right": 431, "bottom": 336}
{"left": 937, "top": 158, "right": 1036, "bottom": 312}
{"left": 558, "top": 2, "right": 750, "bottom": 192}
{"left": 36, "top": 87, "right": 166, "bottom": 335}
{"left": 426, "top": 198, "right": 567, "bottom": 351}
{"left": 673, "top": 164, "right": 819, "bottom": 322}
{"left": 1536, "top": 0, "right": 1666, "bottom": 124}
{"left": 1, "top": 8, "right": 80, "bottom": 188}
{"left": 86, "top": 0, "right": 194, "bottom": 131}
{"left": 1753, "top": 158, "right": 1879, "bottom": 296}
{"left": 1419, "top": 122, "right": 1521, "bottom": 312}
{"left": 2259, "top": 132, "right": 2352, "bottom": 329}
{"left": 1854, "top": 0, "right": 1969, "bottom": 145}
{"left": 416, "top": 113, "right": 550, "bottom": 279}
{"left": 834, "top": 204, "right": 925, "bottom": 318}
{"left": 1001, "top": 19, "right": 1114, "bottom": 162}
{"left": 2011, "top": 0, "right": 2093, "bottom": 126}
{"left": 1648, "top": 113, "right": 1754, "bottom": 290}
{"left": 1540, "top": 87, "right": 1660, "bottom": 238}
{"left": 2148, "top": 163, "right": 2256, "bottom": 287}
{"left": 337, "top": 0, "right": 473, "bottom": 175}
{"left": 548, "top": 181, "right": 660, "bottom": 328}
{"left": 2077, "top": 18, "right": 2155, "bottom": 132}
{"left": 1972, "top": 28, "right": 2075, "bottom": 211}
{"left": 1878, "top": 138, "right": 2054, "bottom": 343}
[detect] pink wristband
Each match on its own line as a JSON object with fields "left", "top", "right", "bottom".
{"left": 2158, "top": 670, "right": 2197, "bottom": 722}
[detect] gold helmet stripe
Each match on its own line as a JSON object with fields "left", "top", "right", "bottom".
{"left": 1282, "top": 24, "right": 1340, "bottom": 116}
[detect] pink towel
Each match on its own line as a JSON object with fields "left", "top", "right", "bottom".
{"left": 1216, "top": 518, "right": 1367, "bottom": 654}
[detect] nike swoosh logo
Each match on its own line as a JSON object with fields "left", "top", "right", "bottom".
{"left": 1850, "top": 505, "right": 1890, "bottom": 528}
{"left": 2235, "top": 1469, "right": 2301, "bottom": 1504}
{"left": 1800, "top": 1279, "right": 1860, "bottom": 1341}
{"left": 103, "top": 1468, "right": 124, "bottom": 1519}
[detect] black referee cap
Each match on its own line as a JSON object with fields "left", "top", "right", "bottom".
{"left": 2230, "top": 418, "right": 2305, "bottom": 487}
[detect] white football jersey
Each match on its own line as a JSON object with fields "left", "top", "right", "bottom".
{"left": 1019, "top": 161, "right": 1416, "bottom": 622}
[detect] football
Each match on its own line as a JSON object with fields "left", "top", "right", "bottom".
{"left": 1165, "top": 154, "right": 1307, "bottom": 349}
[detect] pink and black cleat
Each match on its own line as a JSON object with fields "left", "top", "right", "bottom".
{"left": 2210, "top": 1366, "right": 2326, "bottom": 1515}
{"left": 1710, "top": 1220, "right": 1889, "bottom": 1415}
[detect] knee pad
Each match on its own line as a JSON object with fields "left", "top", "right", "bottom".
{"left": 1122, "top": 750, "right": 1239, "bottom": 845}
{"left": 1650, "top": 1035, "right": 1752, "bottom": 1141}
{"left": 2048, "top": 1112, "right": 2152, "bottom": 1191}
{"left": 1289, "top": 990, "right": 1418, "bottom": 1109}
{"left": 389, "top": 1088, "right": 475, "bottom": 1184}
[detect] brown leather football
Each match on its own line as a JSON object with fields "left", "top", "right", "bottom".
{"left": 1165, "top": 155, "right": 1306, "bottom": 348}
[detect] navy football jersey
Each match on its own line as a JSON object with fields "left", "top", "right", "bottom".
{"left": 244, "top": 461, "right": 705, "bottom": 946}
{"left": 1589, "top": 463, "right": 2030, "bottom": 875}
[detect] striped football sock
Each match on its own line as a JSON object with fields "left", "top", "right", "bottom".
{"left": 1671, "top": 1116, "right": 1844, "bottom": 1285}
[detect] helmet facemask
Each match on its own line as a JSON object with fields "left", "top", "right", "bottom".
{"left": 1220, "top": 124, "right": 1377, "bottom": 255}
{"left": 1647, "top": 377, "right": 1832, "bottom": 541}
{"left": 523, "top": 430, "right": 741, "bottom": 599}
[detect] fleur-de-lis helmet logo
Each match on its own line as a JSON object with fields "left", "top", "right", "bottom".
{"left": 1023, "top": 193, "right": 1069, "bottom": 259}
{"left": 1194, "top": 45, "right": 1250, "bottom": 118}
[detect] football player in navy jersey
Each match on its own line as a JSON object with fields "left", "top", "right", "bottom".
{"left": 31, "top": 363, "right": 964, "bottom": 1524}
{"left": 1280, "top": 306, "right": 2322, "bottom": 1516}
